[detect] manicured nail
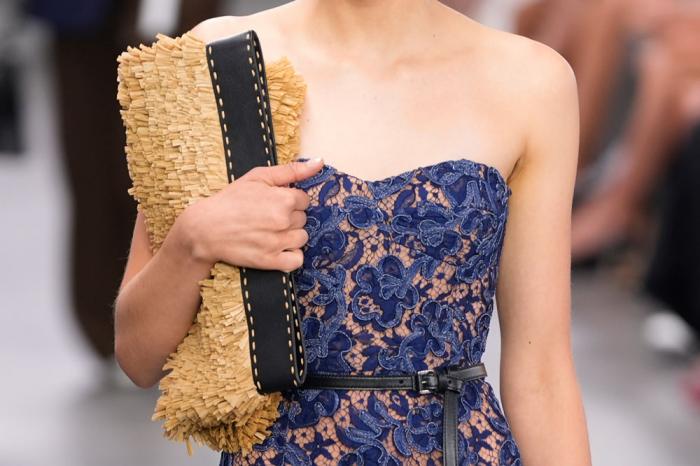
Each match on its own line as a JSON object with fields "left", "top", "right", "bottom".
{"left": 305, "top": 157, "right": 323, "bottom": 164}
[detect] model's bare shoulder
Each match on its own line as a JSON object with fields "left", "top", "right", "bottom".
{"left": 448, "top": 20, "right": 578, "bottom": 174}
{"left": 491, "top": 31, "right": 580, "bottom": 186}
{"left": 189, "top": 3, "right": 291, "bottom": 45}
{"left": 474, "top": 24, "right": 577, "bottom": 103}
{"left": 503, "top": 32, "right": 580, "bottom": 164}
{"left": 512, "top": 34, "right": 577, "bottom": 104}
{"left": 189, "top": 16, "right": 243, "bottom": 43}
{"left": 470, "top": 25, "right": 579, "bottom": 168}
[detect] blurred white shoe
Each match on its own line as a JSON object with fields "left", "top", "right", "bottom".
{"left": 642, "top": 310, "right": 698, "bottom": 357}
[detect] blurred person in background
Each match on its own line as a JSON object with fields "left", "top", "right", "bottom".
{"left": 568, "top": 4, "right": 698, "bottom": 256}
{"left": 565, "top": 4, "right": 700, "bottom": 354}
{"left": 440, "top": 0, "right": 481, "bottom": 13}
{"left": 515, "top": 0, "right": 698, "bottom": 264}
{"left": 518, "top": 0, "right": 700, "bottom": 406}
{"left": 517, "top": 0, "right": 677, "bottom": 173}
{"left": 26, "top": 0, "right": 222, "bottom": 385}
{"left": 639, "top": 7, "right": 700, "bottom": 405}
{"left": 648, "top": 117, "right": 700, "bottom": 407}
{"left": 0, "top": 1, "right": 23, "bottom": 155}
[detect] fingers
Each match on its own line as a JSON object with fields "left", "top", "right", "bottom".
{"left": 288, "top": 210, "right": 307, "bottom": 230}
{"left": 267, "top": 229, "right": 308, "bottom": 272}
{"left": 241, "top": 228, "right": 308, "bottom": 272}
{"left": 276, "top": 186, "right": 312, "bottom": 212}
{"left": 280, "top": 228, "right": 309, "bottom": 250}
{"left": 242, "top": 158, "right": 324, "bottom": 186}
{"left": 274, "top": 249, "right": 305, "bottom": 273}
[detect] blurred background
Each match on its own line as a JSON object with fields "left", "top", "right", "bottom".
{"left": 1, "top": 0, "right": 699, "bottom": 464}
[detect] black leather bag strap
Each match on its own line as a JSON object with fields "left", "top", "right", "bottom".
{"left": 205, "top": 30, "right": 306, "bottom": 393}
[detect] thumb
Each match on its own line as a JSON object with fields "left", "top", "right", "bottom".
{"left": 244, "top": 157, "right": 325, "bottom": 186}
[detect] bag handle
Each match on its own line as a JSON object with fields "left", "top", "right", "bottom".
{"left": 206, "top": 30, "right": 307, "bottom": 393}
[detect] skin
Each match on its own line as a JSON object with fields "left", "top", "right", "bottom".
{"left": 516, "top": 0, "right": 585, "bottom": 57}
{"left": 115, "top": 159, "right": 324, "bottom": 387}
{"left": 515, "top": 0, "right": 675, "bottom": 171}
{"left": 114, "top": 1, "right": 591, "bottom": 463}
{"left": 515, "top": 1, "right": 700, "bottom": 260}
{"left": 570, "top": 6, "right": 700, "bottom": 260}
{"left": 516, "top": 0, "right": 634, "bottom": 170}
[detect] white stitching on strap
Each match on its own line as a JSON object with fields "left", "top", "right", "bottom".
{"left": 207, "top": 33, "right": 305, "bottom": 392}
{"left": 209, "top": 42, "right": 264, "bottom": 391}
{"left": 249, "top": 33, "right": 304, "bottom": 386}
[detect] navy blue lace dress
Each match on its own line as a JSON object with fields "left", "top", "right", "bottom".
{"left": 220, "top": 157, "right": 521, "bottom": 465}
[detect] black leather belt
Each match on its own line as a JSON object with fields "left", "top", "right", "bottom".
{"left": 302, "top": 362, "right": 487, "bottom": 466}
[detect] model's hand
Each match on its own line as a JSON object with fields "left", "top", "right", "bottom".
{"left": 178, "top": 158, "right": 324, "bottom": 272}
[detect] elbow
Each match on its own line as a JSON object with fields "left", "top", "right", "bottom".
{"left": 114, "top": 336, "right": 156, "bottom": 388}
{"left": 113, "top": 292, "right": 169, "bottom": 389}
{"left": 114, "top": 336, "right": 160, "bottom": 389}
{"left": 114, "top": 304, "right": 159, "bottom": 389}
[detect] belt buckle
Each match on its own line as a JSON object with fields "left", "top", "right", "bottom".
{"left": 416, "top": 369, "right": 437, "bottom": 394}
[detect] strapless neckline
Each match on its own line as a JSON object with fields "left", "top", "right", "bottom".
{"left": 293, "top": 156, "right": 512, "bottom": 198}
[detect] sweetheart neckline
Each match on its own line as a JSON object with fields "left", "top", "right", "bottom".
{"left": 293, "top": 156, "right": 512, "bottom": 197}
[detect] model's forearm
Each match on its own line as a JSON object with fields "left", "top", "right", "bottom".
{"left": 114, "top": 215, "right": 214, "bottom": 388}
{"left": 501, "top": 353, "right": 591, "bottom": 465}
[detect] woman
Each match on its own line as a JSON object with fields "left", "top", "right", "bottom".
{"left": 114, "top": 1, "right": 591, "bottom": 464}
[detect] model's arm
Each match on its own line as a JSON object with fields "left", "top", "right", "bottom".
{"left": 114, "top": 160, "right": 323, "bottom": 388}
{"left": 495, "top": 44, "right": 591, "bottom": 464}
{"left": 114, "top": 208, "right": 212, "bottom": 388}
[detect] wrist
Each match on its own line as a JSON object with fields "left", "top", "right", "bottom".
{"left": 170, "top": 204, "right": 215, "bottom": 267}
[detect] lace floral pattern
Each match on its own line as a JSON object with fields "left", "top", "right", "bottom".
{"left": 220, "top": 158, "right": 521, "bottom": 465}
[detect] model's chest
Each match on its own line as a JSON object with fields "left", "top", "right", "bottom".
{"left": 266, "top": 54, "right": 521, "bottom": 181}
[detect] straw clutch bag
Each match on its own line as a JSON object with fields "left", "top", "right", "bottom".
{"left": 116, "top": 30, "right": 308, "bottom": 453}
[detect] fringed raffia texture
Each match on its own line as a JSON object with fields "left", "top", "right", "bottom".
{"left": 116, "top": 32, "right": 307, "bottom": 454}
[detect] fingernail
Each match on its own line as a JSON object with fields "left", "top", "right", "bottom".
{"left": 305, "top": 157, "right": 323, "bottom": 164}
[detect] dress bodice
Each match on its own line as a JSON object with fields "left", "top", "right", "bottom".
{"left": 221, "top": 157, "right": 521, "bottom": 466}
{"left": 293, "top": 157, "right": 510, "bottom": 376}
